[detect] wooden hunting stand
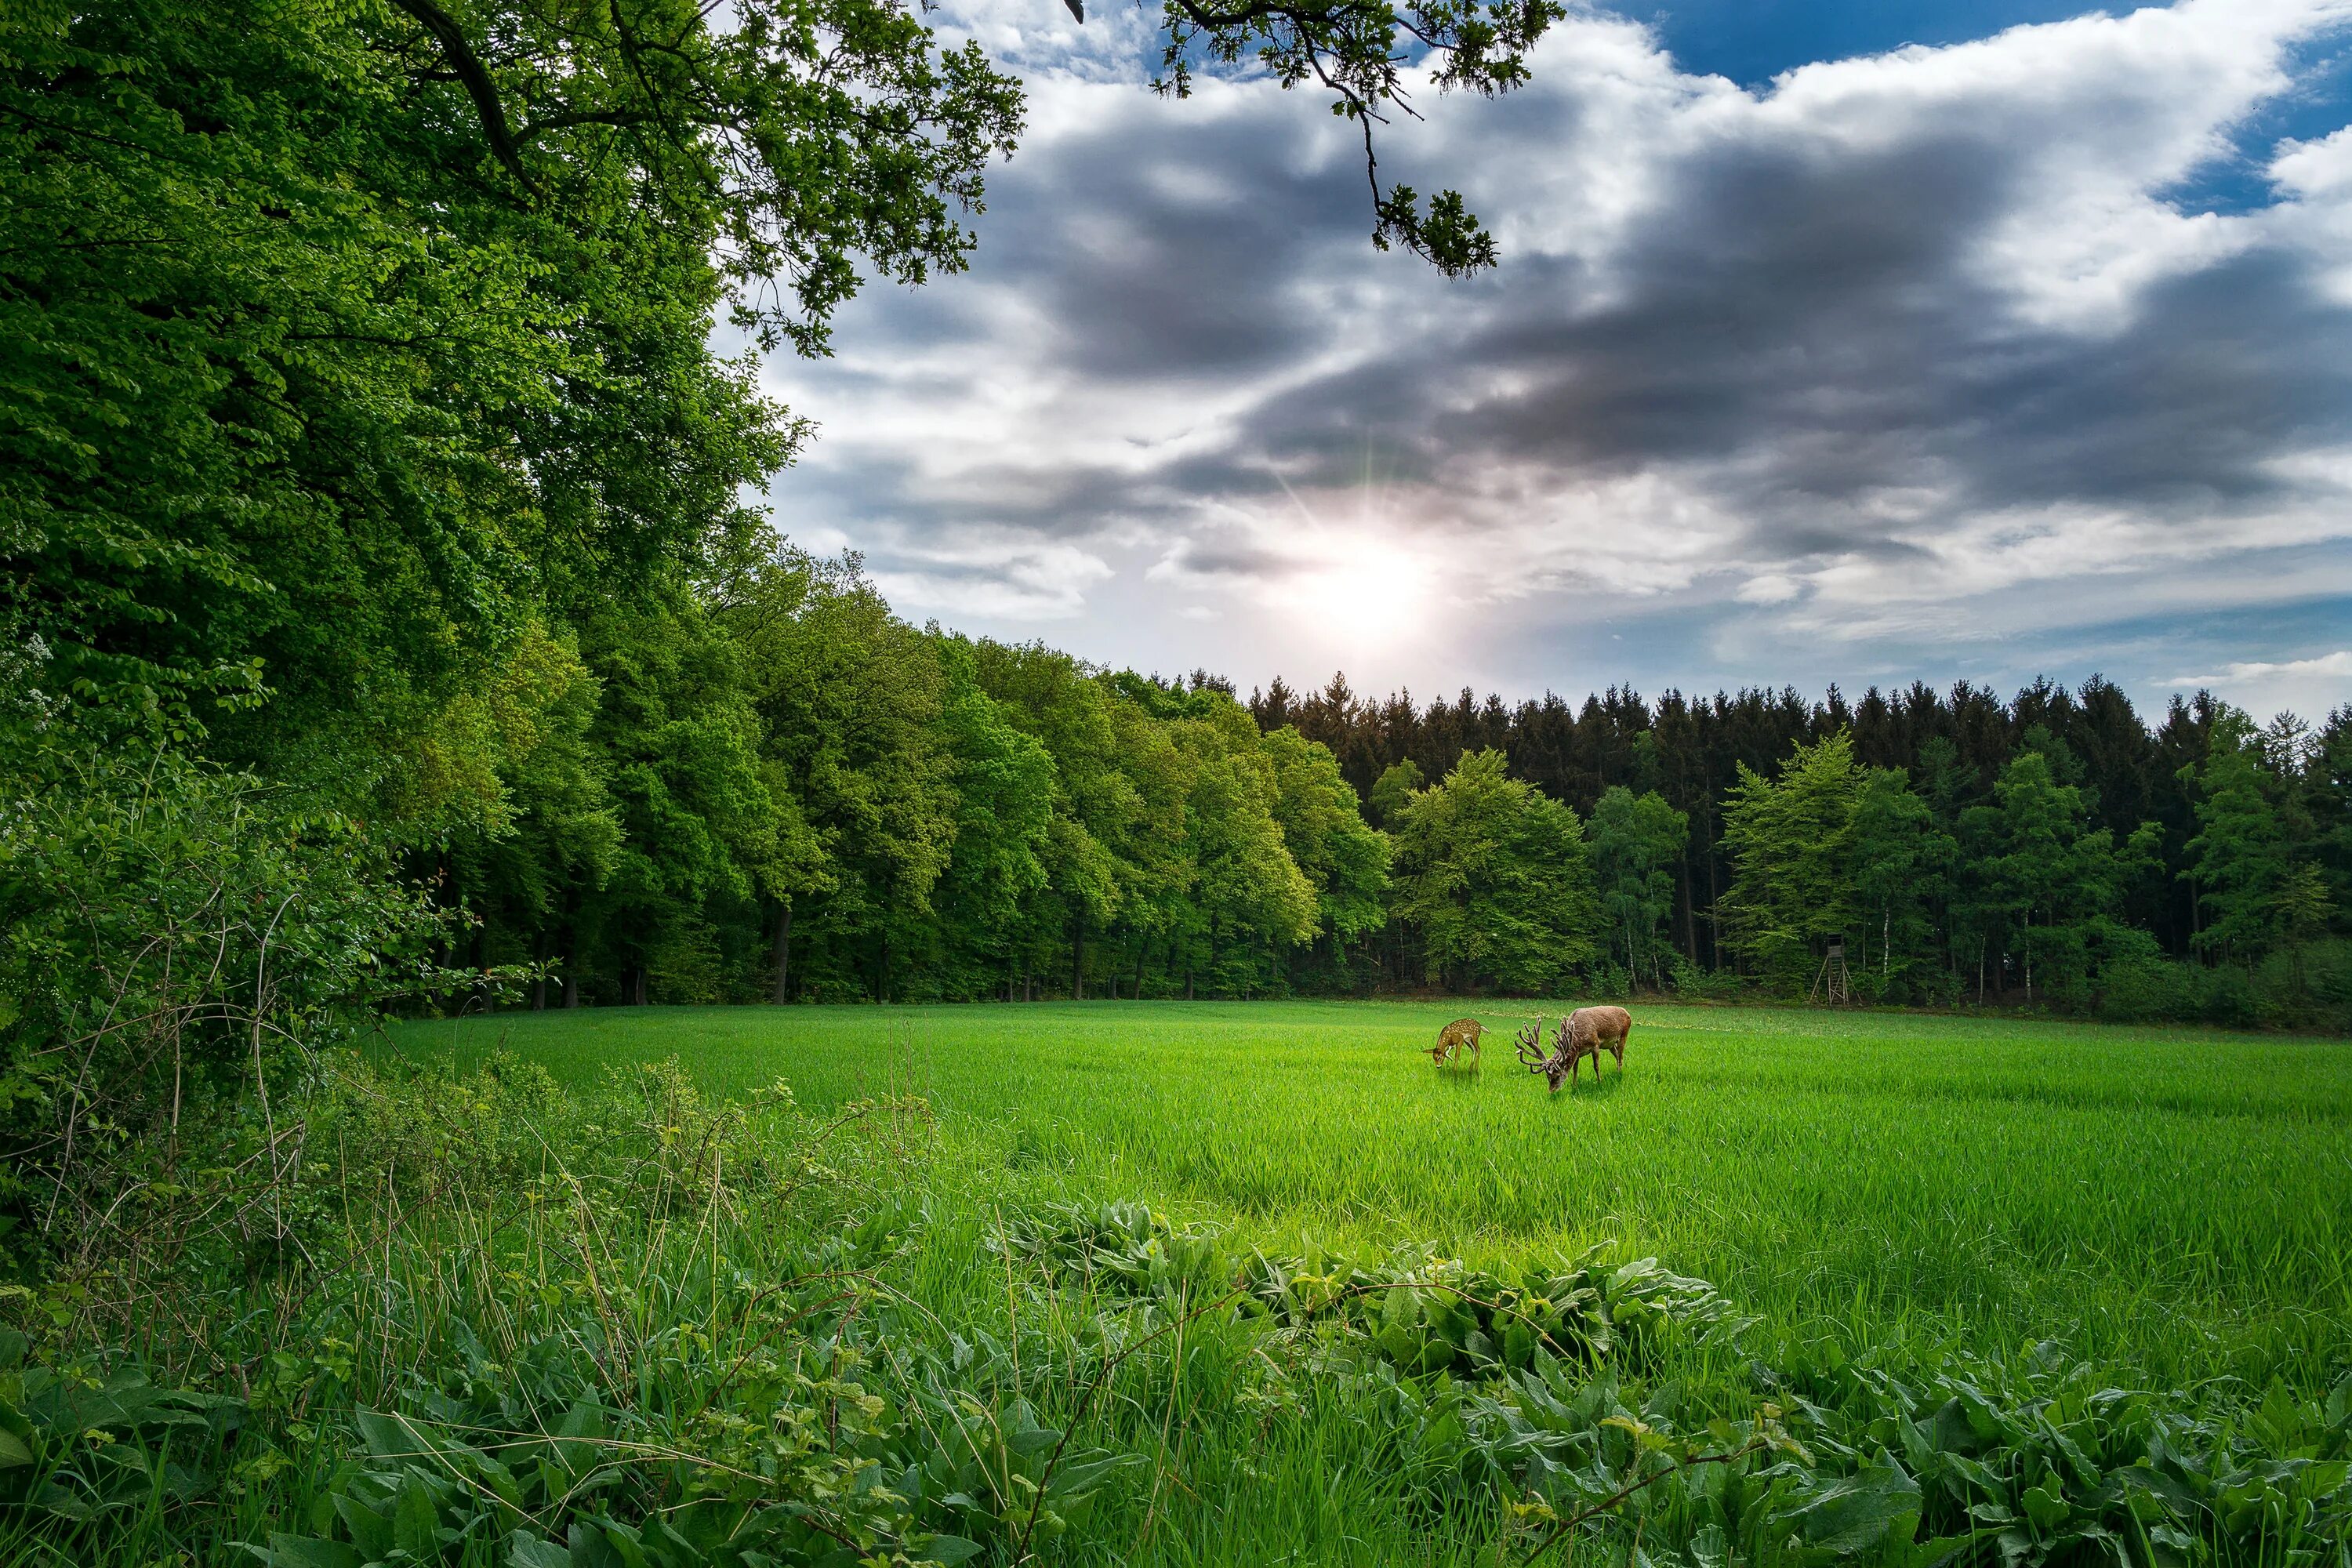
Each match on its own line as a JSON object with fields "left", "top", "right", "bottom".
{"left": 1809, "top": 939, "right": 1853, "bottom": 1005}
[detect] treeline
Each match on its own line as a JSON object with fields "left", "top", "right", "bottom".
{"left": 27, "top": 524, "right": 2336, "bottom": 1020}
{"left": 1254, "top": 673, "right": 2352, "bottom": 1019}
{"left": 423, "top": 546, "right": 1391, "bottom": 1008}
{"left": 412, "top": 556, "right": 2351, "bottom": 1022}
{"left": 312, "top": 546, "right": 2344, "bottom": 1021}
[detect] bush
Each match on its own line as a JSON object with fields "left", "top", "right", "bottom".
{"left": 2254, "top": 938, "right": 2352, "bottom": 1032}
{"left": 2096, "top": 956, "right": 2200, "bottom": 1023}
{"left": 0, "top": 744, "right": 447, "bottom": 1279}
{"left": 1667, "top": 959, "right": 1748, "bottom": 1002}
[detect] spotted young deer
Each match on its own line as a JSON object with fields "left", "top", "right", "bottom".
{"left": 1429, "top": 1017, "right": 1486, "bottom": 1068}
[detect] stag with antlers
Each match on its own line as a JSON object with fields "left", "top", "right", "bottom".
{"left": 1516, "top": 1007, "right": 1632, "bottom": 1094}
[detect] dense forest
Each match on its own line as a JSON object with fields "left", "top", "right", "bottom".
{"left": 252, "top": 546, "right": 2350, "bottom": 1024}
{"left": 1250, "top": 670, "right": 2352, "bottom": 1016}
{"left": 393, "top": 587, "right": 2352, "bottom": 1024}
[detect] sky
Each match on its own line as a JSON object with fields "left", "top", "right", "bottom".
{"left": 754, "top": 0, "right": 2352, "bottom": 727}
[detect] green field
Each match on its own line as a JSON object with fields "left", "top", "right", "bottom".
{"left": 392, "top": 1000, "right": 2352, "bottom": 1394}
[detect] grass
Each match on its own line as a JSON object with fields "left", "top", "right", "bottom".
{"left": 390, "top": 1000, "right": 2352, "bottom": 1396}
{"left": 17, "top": 1002, "right": 2349, "bottom": 1566}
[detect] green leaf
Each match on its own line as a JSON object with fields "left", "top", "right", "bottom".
{"left": 393, "top": 1475, "right": 441, "bottom": 1559}
{"left": 332, "top": 1490, "right": 394, "bottom": 1560}
{"left": 1785, "top": 1460, "right": 1924, "bottom": 1553}
{"left": 2021, "top": 1483, "right": 2068, "bottom": 1533}
{"left": 509, "top": 1531, "right": 572, "bottom": 1568}
{"left": 917, "top": 1537, "right": 984, "bottom": 1565}
{"left": 1004, "top": 1424, "right": 1062, "bottom": 1458}
{"left": 355, "top": 1410, "right": 419, "bottom": 1462}
{"left": 243, "top": 1537, "right": 363, "bottom": 1568}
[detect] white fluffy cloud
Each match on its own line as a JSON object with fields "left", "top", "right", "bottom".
{"left": 759, "top": 0, "right": 2352, "bottom": 713}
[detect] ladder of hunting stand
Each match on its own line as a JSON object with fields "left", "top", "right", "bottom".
{"left": 1810, "top": 940, "right": 1852, "bottom": 1005}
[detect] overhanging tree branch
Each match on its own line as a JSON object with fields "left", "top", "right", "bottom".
{"left": 386, "top": 0, "right": 539, "bottom": 193}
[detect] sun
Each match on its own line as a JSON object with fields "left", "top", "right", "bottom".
{"left": 1261, "top": 471, "right": 1440, "bottom": 642}
{"left": 1286, "top": 540, "right": 1433, "bottom": 636}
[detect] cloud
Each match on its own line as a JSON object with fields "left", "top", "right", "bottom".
{"left": 2164, "top": 649, "right": 2352, "bottom": 684}
{"left": 860, "top": 528, "right": 1114, "bottom": 620}
{"left": 758, "top": 0, "right": 2352, "bottom": 711}
{"left": 2160, "top": 648, "right": 2352, "bottom": 722}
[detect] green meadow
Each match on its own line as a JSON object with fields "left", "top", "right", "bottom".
{"left": 25, "top": 1002, "right": 2352, "bottom": 1566}
{"left": 392, "top": 1001, "right": 2352, "bottom": 1395}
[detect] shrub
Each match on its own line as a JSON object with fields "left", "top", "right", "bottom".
{"left": 2096, "top": 955, "right": 2200, "bottom": 1023}
{"left": 2254, "top": 937, "right": 2352, "bottom": 1032}
{"left": 0, "top": 744, "right": 446, "bottom": 1279}
{"left": 1667, "top": 959, "right": 1748, "bottom": 1003}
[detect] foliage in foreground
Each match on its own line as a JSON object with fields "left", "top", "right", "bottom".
{"left": 0, "top": 1058, "right": 2344, "bottom": 1566}
{"left": 0, "top": 740, "right": 452, "bottom": 1281}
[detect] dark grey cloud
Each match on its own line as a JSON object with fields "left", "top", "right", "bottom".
{"left": 764, "top": 0, "right": 2352, "bottom": 721}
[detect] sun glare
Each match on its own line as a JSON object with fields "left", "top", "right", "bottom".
{"left": 1261, "top": 470, "right": 1440, "bottom": 644}
{"left": 1288, "top": 543, "right": 1432, "bottom": 636}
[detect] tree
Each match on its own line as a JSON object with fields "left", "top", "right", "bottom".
{"left": 921, "top": 641, "right": 1057, "bottom": 1000}
{"left": 1172, "top": 704, "right": 1320, "bottom": 995}
{"left": 1717, "top": 733, "right": 1863, "bottom": 992}
{"left": 726, "top": 553, "right": 956, "bottom": 1002}
{"left": 1967, "top": 746, "right": 2156, "bottom": 1006}
{"left": 1145, "top": 0, "right": 1564, "bottom": 274}
{"left": 2183, "top": 712, "right": 2297, "bottom": 977}
{"left": 1846, "top": 766, "right": 1952, "bottom": 1001}
{"left": 2314, "top": 706, "right": 2352, "bottom": 921}
{"left": 1587, "top": 786, "right": 1686, "bottom": 990}
{"left": 6, "top": 0, "right": 868, "bottom": 771}
{"left": 1391, "top": 750, "right": 1595, "bottom": 993}
{"left": 575, "top": 588, "right": 786, "bottom": 1004}
{"left": 978, "top": 647, "right": 1163, "bottom": 998}
{"left": 435, "top": 622, "right": 623, "bottom": 1008}
{"left": 1262, "top": 727, "right": 1392, "bottom": 989}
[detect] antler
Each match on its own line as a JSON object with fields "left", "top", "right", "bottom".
{"left": 1514, "top": 1017, "right": 1548, "bottom": 1070}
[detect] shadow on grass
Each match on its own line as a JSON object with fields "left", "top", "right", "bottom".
{"left": 1544, "top": 1066, "right": 1630, "bottom": 1102}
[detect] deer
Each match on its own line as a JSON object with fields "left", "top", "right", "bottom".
{"left": 1565, "top": 1005, "right": 1632, "bottom": 1073}
{"left": 1429, "top": 1017, "right": 1486, "bottom": 1068}
{"left": 1515, "top": 1007, "right": 1632, "bottom": 1094}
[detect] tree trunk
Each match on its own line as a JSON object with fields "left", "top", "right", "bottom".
{"left": 1702, "top": 812, "right": 1721, "bottom": 967}
{"left": 471, "top": 922, "right": 489, "bottom": 1014}
{"left": 770, "top": 903, "right": 792, "bottom": 1004}
{"left": 1679, "top": 859, "right": 1697, "bottom": 965}
{"left": 1185, "top": 967, "right": 1194, "bottom": 1001}
{"left": 1071, "top": 919, "right": 1083, "bottom": 1001}
{"left": 630, "top": 965, "right": 648, "bottom": 1007}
